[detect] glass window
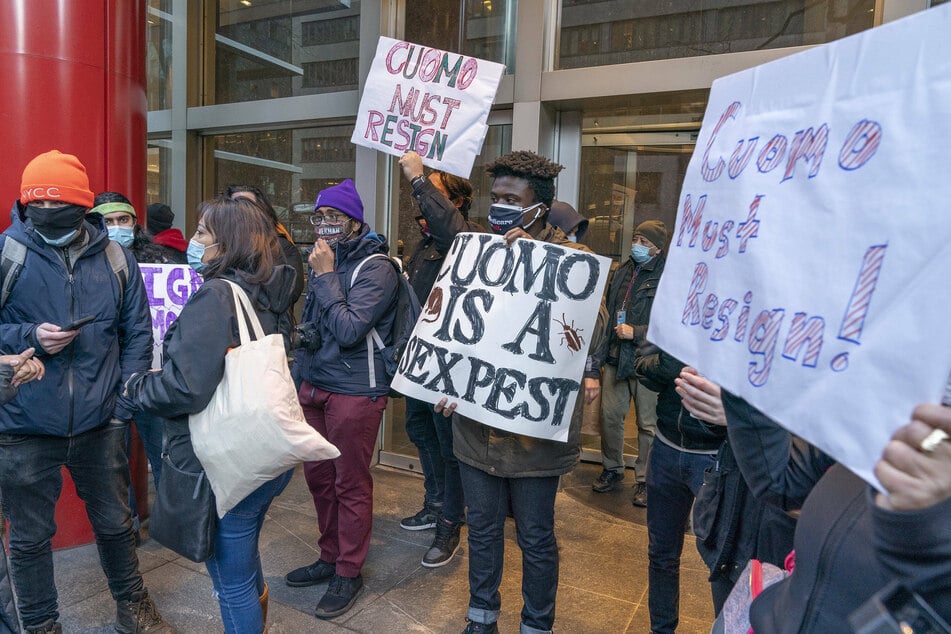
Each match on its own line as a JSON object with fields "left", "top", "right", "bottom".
{"left": 212, "top": 0, "right": 361, "bottom": 105}
{"left": 146, "top": 142, "right": 172, "bottom": 206}
{"left": 405, "top": 0, "right": 517, "bottom": 72}
{"left": 207, "top": 124, "right": 356, "bottom": 245}
{"left": 557, "top": 0, "right": 875, "bottom": 70}
{"left": 147, "top": 0, "right": 173, "bottom": 111}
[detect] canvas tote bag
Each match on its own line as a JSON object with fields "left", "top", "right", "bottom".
{"left": 190, "top": 280, "right": 340, "bottom": 517}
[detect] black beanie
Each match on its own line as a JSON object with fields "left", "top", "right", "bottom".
{"left": 147, "top": 203, "right": 175, "bottom": 234}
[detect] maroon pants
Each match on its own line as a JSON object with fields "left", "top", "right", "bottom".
{"left": 299, "top": 382, "right": 386, "bottom": 578}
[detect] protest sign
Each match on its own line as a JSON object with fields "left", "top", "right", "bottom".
{"left": 649, "top": 6, "right": 951, "bottom": 485}
{"left": 391, "top": 233, "right": 610, "bottom": 442}
{"left": 351, "top": 37, "right": 504, "bottom": 178}
{"left": 141, "top": 264, "right": 203, "bottom": 368}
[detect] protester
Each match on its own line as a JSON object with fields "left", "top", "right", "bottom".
{"left": 436, "top": 150, "right": 603, "bottom": 634}
{"left": 715, "top": 392, "right": 951, "bottom": 632}
{"left": 224, "top": 184, "right": 305, "bottom": 304}
{"left": 676, "top": 369, "right": 797, "bottom": 614}
{"left": 145, "top": 202, "right": 188, "bottom": 264}
{"left": 90, "top": 192, "right": 179, "bottom": 264}
{"left": 0, "top": 150, "right": 172, "bottom": 634}
{"left": 90, "top": 192, "right": 175, "bottom": 486}
{"left": 633, "top": 347, "right": 726, "bottom": 634}
{"left": 547, "top": 200, "right": 588, "bottom": 243}
{"left": 126, "top": 196, "right": 298, "bottom": 633}
{"left": 591, "top": 220, "right": 668, "bottom": 506}
{"left": 283, "top": 179, "right": 399, "bottom": 619}
{"left": 397, "top": 150, "right": 480, "bottom": 567}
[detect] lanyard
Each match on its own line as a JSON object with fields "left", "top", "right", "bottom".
{"left": 620, "top": 264, "right": 642, "bottom": 310}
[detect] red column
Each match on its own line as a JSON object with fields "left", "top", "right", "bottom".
{"left": 0, "top": 0, "right": 148, "bottom": 548}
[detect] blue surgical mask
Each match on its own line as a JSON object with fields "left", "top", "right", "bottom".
{"left": 187, "top": 238, "right": 215, "bottom": 273}
{"left": 631, "top": 244, "right": 652, "bottom": 263}
{"left": 486, "top": 202, "right": 545, "bottom": 235}
{"left": 108, "top": 226, "right": 135, "bottom": 248}
{"left": 37, "top": 228, "right": 80, "bottom": 247}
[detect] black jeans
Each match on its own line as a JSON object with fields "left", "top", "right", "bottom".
{"left": 404, "top": 396, "right": 464, "bottom": 523}
{"left": 0, "top": 421, "right": 144, "bottom": 627}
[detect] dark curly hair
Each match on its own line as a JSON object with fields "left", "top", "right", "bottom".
{"left": 485, "top": 150, "right": 564, "bottom": 209}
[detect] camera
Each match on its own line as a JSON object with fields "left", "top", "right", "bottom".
{"left": 292, "top": 322, "right": 322, "bottom": 351}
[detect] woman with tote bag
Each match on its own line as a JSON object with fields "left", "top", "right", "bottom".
{"left": 126, "top": 196, "right": 299, "bottom": 633}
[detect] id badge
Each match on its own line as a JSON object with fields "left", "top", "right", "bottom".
{"left": 616, "top": 310, "right": 626, "bottom": 325}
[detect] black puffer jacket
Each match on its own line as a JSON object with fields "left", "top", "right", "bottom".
{"left": 129, "top": 265, "right": 297, "bottom": 473}
{"left": 634, "top": 347, "right": 725, "bottom": 452}
{"left": 405, "top": 178, "right": 483, "bottom": 305}
{"left": 595, "top": 253, "right": 664, "bottom": 379}
{"left": 722, "top": 391, "right": 951, "bottom": 633}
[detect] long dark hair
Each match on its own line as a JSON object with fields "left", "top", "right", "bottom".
{"left": 223, "top": 184, "right": 280, "bottom": 229}
{"left": 198, "top": 196, "right": 279, "bottom": 285}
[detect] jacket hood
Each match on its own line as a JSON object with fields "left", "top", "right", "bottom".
{"left": 334, "top": 223, "right": 388, "bottom": 264}
{"left": 229, "top": 264, "right": 298, "bottom": 316}
{"left": 152, "top": 228, "right": 188, "bottom": 252}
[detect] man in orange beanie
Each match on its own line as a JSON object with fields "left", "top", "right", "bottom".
{"left": 0, "top": 151, "right": 174, "bottom": 633}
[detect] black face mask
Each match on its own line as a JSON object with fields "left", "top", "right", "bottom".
{"left": 26, "top": 204, "right": 87, "bottom": 241}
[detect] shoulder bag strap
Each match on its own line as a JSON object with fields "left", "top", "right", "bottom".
{"left": 222, "top": 280, "right": 265, "bottom": 345}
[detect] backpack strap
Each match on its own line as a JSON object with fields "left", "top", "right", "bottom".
{"left": 104, "top": 241, "right": 130, "bottom": 308}
{"left": 0, "top": 238, "right": 28, "bottom": 311}
{"left": 350, "top": 253, "right": 393, "bottom": 390}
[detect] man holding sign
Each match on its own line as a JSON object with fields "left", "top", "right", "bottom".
{"left": 431, "top": 151, "right": 605, "bottom": 634}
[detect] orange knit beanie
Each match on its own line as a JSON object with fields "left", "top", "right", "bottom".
{"left": 20, "top": 150, "right": 95, "bottom": 208}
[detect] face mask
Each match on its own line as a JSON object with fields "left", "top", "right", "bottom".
{"left": 486, "top": 202, "right": 545, "bottom": 235}
{"left": 26, "top": 204, "right": 86, "bottom": 243}
{"left": 631, "top": 244, "right": 652, "bottom": 264}
{"left": 566, "top": 234, "right": 578, "bottom": 243}
{"left": 415, "top": 215, "right": 430, "bottom": 238}
{"left": 108, "top": 226, "right": 135, "bottom": 248}
{"left": 187, "top": 238, "right": 216, "bottom": 273}
{"left": 314, "top": 218, "right": 351, "bottom": 247}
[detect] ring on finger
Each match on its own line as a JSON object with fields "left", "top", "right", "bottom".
{"left": 919, "top": 428, "right": 950, "bottom": 453}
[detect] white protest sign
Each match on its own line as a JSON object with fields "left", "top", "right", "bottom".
{"left": 392, "top": 233, "right": 610, "bottom": 442}
{"left": 649, "top": 5, "right": 951, "bottom": 486}
{"left": 351, "top": 37, "right": 504, "bottom": 178}
{"left": 140, "top": 264, "right": 203, "bottom": 368}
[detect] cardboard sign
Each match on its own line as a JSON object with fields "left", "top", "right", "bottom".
{"left": 391, "top": 233, "right": 610, "bottom": 442}
{"left": 351, "top": 37, "right": 504, "bottom": 178}
{"left": 649, "top": 6, "right": 951, "bottom": 485}
{"left": 140, "top": 264, "right": 203, "bottom": 368}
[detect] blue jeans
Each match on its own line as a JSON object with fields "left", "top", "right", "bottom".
{"left": 458, "top": 462, "right": 559, "bottom": 634}
{"left": 0, "top": 421, "right": 144, "bottom": 628}
{"left": 646, "top": 440, "right": 715, "bottom": 634}
{"left": 206, "top": 469, "right": 292, "bottom": 634}
{"left": 133, "top": 411, "right": 167, "bottom": 486}
{"left": 404, "top": 396, "right": 464, "bottom": 524}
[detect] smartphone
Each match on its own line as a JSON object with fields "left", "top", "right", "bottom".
{"left": 62, "top": 315, "right": 95, "bottom": 331}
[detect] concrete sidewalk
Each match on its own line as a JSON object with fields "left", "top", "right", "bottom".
{"left": 50, "top": 461, "right": 714, "bottom": 633}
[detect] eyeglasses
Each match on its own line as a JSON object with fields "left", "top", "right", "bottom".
{"left": 309, "top": 212, "right": 348, "bottom": 225}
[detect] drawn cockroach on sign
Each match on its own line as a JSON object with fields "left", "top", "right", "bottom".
{"left": 421, "top": 286, "right": 443, "bottom": 323}
{"left": 554, "top": 313, "right": 585, "bottom": 352}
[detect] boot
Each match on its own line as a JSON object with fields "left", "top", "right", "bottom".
{"left": 25, "top": 620, "right": 62, "bottom": 634}
{"left": 115, "top": 589, "right": 176, "bottom": 633}
{"left": 259, "top": 582, "right": 269, "bottom": 633}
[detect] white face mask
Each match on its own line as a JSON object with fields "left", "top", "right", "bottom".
{"left": 566, "top": 234, "right": 578, "bottom": 243}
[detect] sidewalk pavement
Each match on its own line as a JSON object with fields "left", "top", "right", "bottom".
{"left": 51, "top": 461, "right": 714, "bottom": 633}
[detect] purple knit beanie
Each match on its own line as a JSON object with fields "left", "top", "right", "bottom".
{"left": 314, "top": 179, "right": 364, "bottom": 223}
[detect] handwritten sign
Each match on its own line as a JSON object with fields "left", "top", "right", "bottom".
{"left": 140, "top": 264, "right": 203, "bottom": 368}
{"left": 392, "top": 233, "right": 610, "bottom": 442}
{"left": 649, "top": 6, "right": 951, "bottom": 485}
{"left": 351, "top": 37, "right": 504, "bottom": 178}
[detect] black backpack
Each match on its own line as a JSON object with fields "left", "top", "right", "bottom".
{"left": 349, "top": 253, "right": 422, "bottom": 394}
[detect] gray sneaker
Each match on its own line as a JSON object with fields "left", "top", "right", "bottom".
{"left": 422, "top": 519, "right": 461, "bottom": 568}
{"left": 115, "top": 591, "right": 175, "bottom": 633}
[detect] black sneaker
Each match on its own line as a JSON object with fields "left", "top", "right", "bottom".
{"left": 115, "top": 591, "right": 176, "bottom": 633}
{"left": 422, "top": 519, "right": 461, "bottom": 568}
{"left": 314, "top": 574, "right": 364, "bottom": 619}
{"left": 631, "top": 481, "right": 648, "bottom": 507}
{"left": 285, "top": 559, "right": 335, "bottom": 587}
{"left": 400, "top": 504, "right": 441, "bottom": 530}
{"left": 462, "top": 619, "right": 499, "bottom": 633}
{"left": 591, "top": 469, "right": 624, "bottom": 493}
